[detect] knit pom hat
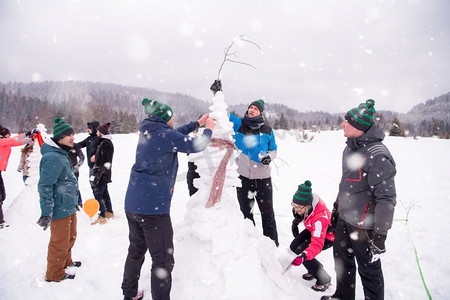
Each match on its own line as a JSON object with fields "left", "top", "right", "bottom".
{"left": 97, "top": 122, "right": 111, "bottom": 135}
{"left": 248, "top": 99, "right": 265, "bottom": 113}
{"left": 142, "top": 98, "right": 173, "bottom": 122}
{"left": 345, "top": 99, "right": 376, "bottom": 132}
{"left": 293, "top": 180, "right": 313, "bottom": 206}
{"left": 0, "top": 125, "right": 10, "bottom": 137}
{"left": 53, "top": 118, "right": 74, "bottom": 141}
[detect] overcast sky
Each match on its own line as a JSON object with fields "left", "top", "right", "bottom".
{"left": 1, "top": 0, "right": 449, "bottom": 113}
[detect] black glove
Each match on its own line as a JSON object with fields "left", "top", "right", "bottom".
{"left": 328, "top": 201, "right": 339, "bottom": 232}
{"left": 25, "top": 130, "right": 32, "bottom": 138}
{"left": 210, "top": 80, "right": 222, "bottom": 94}
{"left": 260, "top": 155, "right": 271, "bottom": 165}
{"left": 291, "top": 209, "right": 304, "bottom": 237}
{"left": 368, "top": 232, "right": 387, "bottom": 263}
{"left": 37, "top": 216, "right": 52, "bottom": 230}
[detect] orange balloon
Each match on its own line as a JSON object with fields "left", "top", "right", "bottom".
{"left": 83, "top": 198, "right": 100, "bottom": 218}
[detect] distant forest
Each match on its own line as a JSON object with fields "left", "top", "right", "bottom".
{"left": 0, "top": 81, "right": 449, "bottom": 138}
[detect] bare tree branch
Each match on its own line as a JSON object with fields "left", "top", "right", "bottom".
{"left": 217, "top": 35, "right": 261, "bottom": 79}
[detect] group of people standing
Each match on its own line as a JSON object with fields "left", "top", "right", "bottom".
{"left": 0, "top": 80, "right": 396, "bottom": 300}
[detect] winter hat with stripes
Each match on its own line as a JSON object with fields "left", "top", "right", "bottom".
{"left": 248, "top": 99, "right": 265, "bottom": 113}
{"left": 53, "top": 118, "right": 74, "bottom": 141}
{"left": 98, "top": 122, "right": 111, "bottom": 135}
{"left": 293, "top": 180, "right": 313, "bottom": 206}
{"left": 345, "top": 99, "right": 376, "bottom": 132}
{"left": 142, "top": 98, "right": 173, "bottom": 122}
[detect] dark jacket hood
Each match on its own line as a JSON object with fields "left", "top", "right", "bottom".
{"left": 346, "top": 123, "right": 385, "bottom": 150}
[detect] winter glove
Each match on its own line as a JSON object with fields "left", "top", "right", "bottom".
{"left": 210, "top": 80, "right": 222, "bottom": 94}
{"left": 291, "top": 209, "right": 304, "bottom": 237}
{"left": 260, "top": 155, "right": 271, "bottom": 165}
{"left": 369, "top": 232, "right": 387, "bottom": 263}
{"left": 37, "top": 216, "right": 52, "bottom": 230}
{"left": 73, "top": 163, "right": 82, "bottom": 174}
{"left": 291, "top": 252, "right": 306, "bottom": 266}
{"left": 25, "top": 130, "right": 32, "bottom": 138}
{"left": 328, "top": 201, "right": 339, "bottom": 232}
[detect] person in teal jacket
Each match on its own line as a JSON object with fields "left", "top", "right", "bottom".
{"left": 37, "top": 118, "right": 81, "bottom": 282}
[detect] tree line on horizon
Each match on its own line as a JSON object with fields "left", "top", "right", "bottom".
{"left": 0, "top": 81, "right": 449, "bottom": 139}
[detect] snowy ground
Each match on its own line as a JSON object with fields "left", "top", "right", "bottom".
{"left": 1, "top": 129, "right": 449, "bottom": 299}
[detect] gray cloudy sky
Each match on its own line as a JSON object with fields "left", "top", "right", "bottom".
{"left": 1, "top": 0, "right": 449, "bottom": 113}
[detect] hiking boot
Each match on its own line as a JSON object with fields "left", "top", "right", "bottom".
{"left": 320, "top": 294, "right": 341, "bottom": 300}
{"left": 91, "top": 216, "right": 107, "bottom": 225}
{"left": 105, "top": 211, "right": 114, "bottom": 219}
{"left": 46, "top": 273, "right": 75, "bottom": 282}
{"left": 312, "top": 282, "right": 331, "bottom": 292}
{"left": 302, "top": 273, "right": 315, "bottom": 281}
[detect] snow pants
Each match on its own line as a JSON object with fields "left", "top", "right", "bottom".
{"left": 122, "top": 212, "right": 174, "bottom": 300}
{"left": 332, "top": 219, "right": 384, "bottom": 300}
{"left": 46, "top": 213, "right": 77, "bottom": 281}
{"left": 93, "top": 182, "right": 113, "bottom": 217}
{"left": 0, "top": 171, "right": 5, "bottom": 224}
{"left": 236, "top": 176, "right": 279, "bottom": 246}
{"left": 290, "top": 229, "right": 333, "bottom": 285}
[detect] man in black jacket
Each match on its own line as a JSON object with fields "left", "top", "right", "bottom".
{"left": 76, "top": 121, "right": 100, "bottom": 194}
{"left": 91, "top": 122, "right": 114, "bottom": 225}
{"left": 322, "top": 99, "right": 396, "bottom": 300}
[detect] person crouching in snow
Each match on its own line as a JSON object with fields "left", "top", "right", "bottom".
{"left": 37, "top": 118, "right": 81, "bottom": 282}
{"left": 289, "top": 180, "right": 334, "bottom": 292}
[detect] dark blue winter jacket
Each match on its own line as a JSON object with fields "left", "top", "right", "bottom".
{"left": 38, "top": 139, "right": 78, "bottom": 220}
{"left": 124, "top": 115, "right": 212, "bottom": 215}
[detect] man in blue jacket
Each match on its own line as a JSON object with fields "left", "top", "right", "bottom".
{"left": 229, "top": 99, "right": 279, "bottom": 246}
{"left": 37, "top": 118, "right": 81, "bottom": 282}
{"left": 121, "top": 98, "right": 215, "bottom": 300}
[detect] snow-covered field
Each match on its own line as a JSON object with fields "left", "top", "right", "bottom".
{"left": 1, "top": 129, "right": 449, "bottom": 299}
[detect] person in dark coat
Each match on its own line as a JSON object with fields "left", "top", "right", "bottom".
{"left": 322, "top": 99, "right": 397, "bottom": 300}
{"left": 121, "top": 98, "right": 215, "bottom": 300}
{"left": 76, "top": 121, "right": 100, "bottom": 193}
{"left": 37, "top": 118, "right": 81, "bottom": 282}
{"left": 68, "top": 143, "right": 85, "bottom": 208}
{"left": 91, "top": 122, "right": 114, "bottom": 224}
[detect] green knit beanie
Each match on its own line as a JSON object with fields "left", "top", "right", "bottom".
{"left": 53, "top": 118, "right": 74, "bottom": 141}
{"left": 142, "top": 98, "right": 173, "bottom": 122}
{"left": 293, "top": 180, "right": 313, "bottom": 206}
{"left": 345, "top": 99, "right": 376, "bottom": 132}
{"left": 248, "top": 99, "right": 265, "bottom": 113}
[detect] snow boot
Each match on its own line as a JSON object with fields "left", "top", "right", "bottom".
{"left": 124, "top": 290, "right": 143, "bottom": 300}
{"left": 312, "top": 282, "right": 331, "bottom": 292}
{"left": 105, "top": 211, "right": 114, "bottom": 219}
{"left": 67, "top": 261, "right": 82, "bottom": 268}
{"left": 46, "top": 273, "right": 75, "bottom": 282}
{"left": 302, "top": 273, "right": 315, "bottom": 281}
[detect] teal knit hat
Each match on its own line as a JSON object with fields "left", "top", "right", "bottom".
{"left": 293, "top": 180, "right": 313, "bottom": 206}
{"left": 142, "top": 98, "right": 173, "bottom": 122}
{"left": 345, "top": 99, "right": 376, "bottom": 132}
{"left": 53, "top": 118, "right": 74, "bottom": 141}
